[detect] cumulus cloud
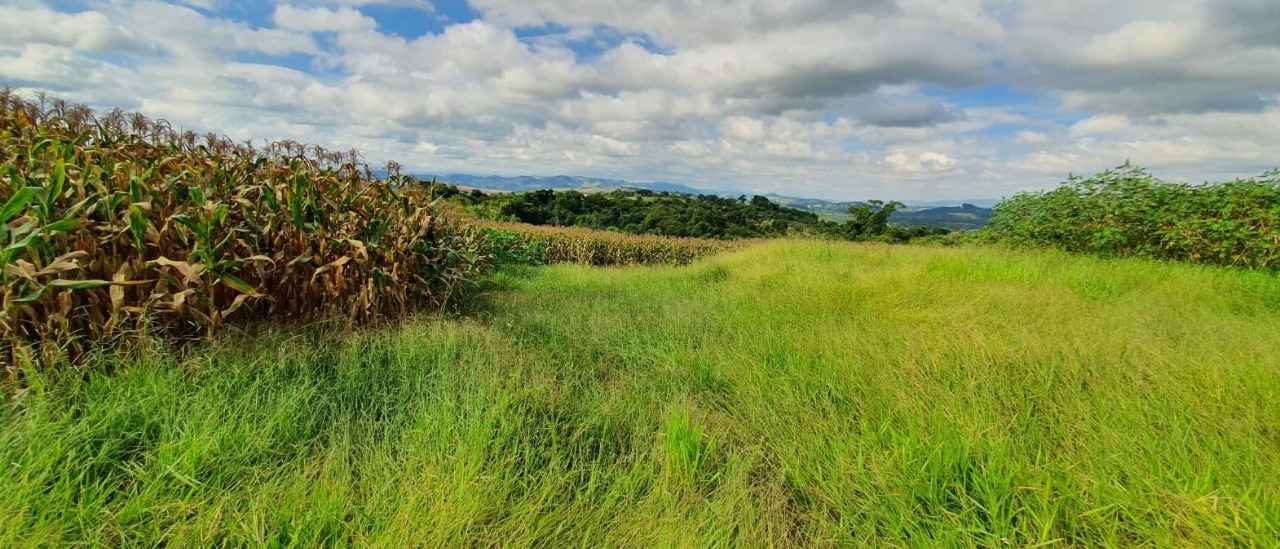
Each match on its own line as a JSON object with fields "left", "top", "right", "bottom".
{"left": 1005, "top": 0, "right": 1280, "bottom": 116}
{"left": 1070, "top": 115, "right": 1131, "bottom": 137}
{"left": 0, "top": 5, "right": 143, "bottom": 52}
{"left": 0, "top": 0, "right": 1276, "bottom": 200}
{"left": 272, "top": 5, "right": 378, "bottom": 33}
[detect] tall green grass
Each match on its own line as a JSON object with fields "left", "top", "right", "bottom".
{"left": 3, "top": 242, "right": 1279, "bottom": 546}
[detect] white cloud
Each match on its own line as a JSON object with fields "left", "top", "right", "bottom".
{"left": 1005, "top": 0, "right": 1280, "bottom": 115}
{"left": 172, "top": 0, "right": 219, "bottom": 10}
{"left": 272, "top": 5, "right": 377, "bottom": 33}
{"left": 0, "top": 6, "right": 142, "bottom": 52}
{"left": 0, "top": 0, "right": 1277, "bottom": 201}
{"left": 883, "top": 151, "right": 960, "bottom": 177}
{"left": 1080, "top": 20, "right": 1201, "bottom": 65}
{"left": 721, "top": 117, "right": 767, "bottom": 142}
{"left": 1014, "top": 131, "right": 1050, "bottom": 145}
{"left": 0, "top": 43, "right": 135, "bottom": 88}
{"left": 1070, "top": 115, "right": 1131, "bottom": 137}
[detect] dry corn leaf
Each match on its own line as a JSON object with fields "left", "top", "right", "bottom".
{"left": 150, "top": 257, "right": 206, "bottom": 284}
{"left": 310, "top": 256, "right": 350, "bottom": 283}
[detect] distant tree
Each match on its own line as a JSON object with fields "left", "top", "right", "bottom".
{"left": 846, "top": 200, "right": 904, "bottom": 239}
{"left": 453, "top": 187, "right": 947, "bottom": 243}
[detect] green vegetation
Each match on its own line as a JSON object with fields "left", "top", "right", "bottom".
{"left": 5, "top": 92, "right": 1280, "bottom": 547}
{"left": 4, "top": 242, "right": 1279, "bottom": 546}
{"left": 0, "top": 90, "right": 488, "bottom": 369}
{"left": 473, "top": 222, "right": 737, "bottom": 267}
{"left": 985, "top": 163, "right": 1280, "bottom": 270}
{"left": 468, "top": 187, "right": 823, "bottom": 239}
{"left": 440, "top": 184, "right": 952, "bottom": 242}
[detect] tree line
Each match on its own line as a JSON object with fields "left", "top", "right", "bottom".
{"left": 423, "top": 183, "right": 950, "bottom": 242}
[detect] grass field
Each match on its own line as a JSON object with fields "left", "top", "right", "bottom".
{"left": 3, "top": 241, "right": 1279, "bottom": 546}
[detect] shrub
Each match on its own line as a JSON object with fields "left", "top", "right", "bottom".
{"left": 984, "top": 163, "right": 1280, "bottom": 270}
{"left": 481, "top": 228, "right": 548, "bottom": 266}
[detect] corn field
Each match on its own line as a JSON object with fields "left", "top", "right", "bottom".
{"left": 1, "top": 90, "right": 492, "bottom": 372}
{"left": 472, "top": 219, "right": 739, "bottom": 266}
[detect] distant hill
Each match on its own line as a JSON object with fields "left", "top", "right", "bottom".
{"left": 902, "top": 198, "right": 1002, "bottom": 208}
{"left": 420, "top": 173, "right": 994, "bottom": 229}
{"left": 763, "top": 194, "right": 861, "bottom": 218}
{"left": 762, "top": 194, "right": 992, "bottom": 230}
{"left": 889, "top": 203, "right": 993, "bottom": 230}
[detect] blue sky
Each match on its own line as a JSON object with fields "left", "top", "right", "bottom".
{"left": 2, "top": 0, "right": 1278, "bottom": 200}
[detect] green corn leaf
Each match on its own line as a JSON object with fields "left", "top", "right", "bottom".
{"left": 47, "top": 154, "right": 67, "bottom": 212}
{"left": 11, "top": 287, "right": 45, "bottom": 303}
{"left": 217, "top": 272, "right": 259, "bottom": 295}
{"left": 48, "top": 279, "right": 112, "bottom": 290}
{"left": 135, "top": 167, "right": 155, "bottom": 202}
{"left": 128, "top": 204, "right": 149, "bottom": 252}
{"left": 1, "top": 187, "right": 36, "bottom": 224}
{"left": 107, "top": 192, "right": 127, "bottom": 215}
{"left": 4, "top": 165, "right": 22, "bottom": 192}
{"left": 42, "top": 218, "right": 84, "bottom": 234}
{"left": 61, "top": 195, "right": 95, "bottom": 219}
{"left": 261, "top": 185, "right": 279, "bottom": 211}
{"left": 5, "top": 221, "right": 39, "bottom": 251}
{"left": 288, "top": 192, "right": 305, "bottom": 229}
{"left": 212, "top": 231, "right": 235, "bottom": 254}
{"left": 170, "top": 214, "right": 201, "bottom": 235}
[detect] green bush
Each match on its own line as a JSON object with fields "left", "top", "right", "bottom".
{"left": 482, "top": 228, "right": 548, "bottom": 266}
{"left": 984, "top": 164, "right": 1280, "bottom": 270}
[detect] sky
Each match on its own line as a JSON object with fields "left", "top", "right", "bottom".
{"left": 1, "top": 0, "right": 1278, "bottom": 201}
